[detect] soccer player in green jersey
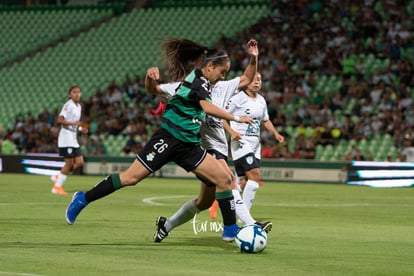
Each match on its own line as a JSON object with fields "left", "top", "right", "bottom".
{"left": 65, "top": 38, "right": 254, "bottom": 242}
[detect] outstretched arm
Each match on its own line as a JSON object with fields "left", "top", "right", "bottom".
{"left": 200, "top": 100, "right": 253, "bottom": 124}
{"left": 238, "top": 39, "right": 259, "bottom": 89}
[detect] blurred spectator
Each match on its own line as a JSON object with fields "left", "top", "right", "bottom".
{"left": 87, "top": 137, "right": 103, "bottom": 155}
{"left": 4, "top": 1, "right": 414, "bottom": 162}
{"left": 94, "top": 139, "right": 107, "bottom": 155}
{"left": 298, "top": 138, "right": 316, "bottom": 159}
{"left": 279, "top": 144, "right": 291, "bottom": 159}
{"left": 344, "top": 145, "right": 357, "bottom": 161}
{"left": 314, "top": 124, "right": 334, "bottom": 146}
{"left": 261, "top": 143, "right": 274, "bottom": 158}
{"left": 364, "top": 150, "right": 373, "bottom": 161}
{"left": 123, "top": 134, "right": 138, "bottom": 155}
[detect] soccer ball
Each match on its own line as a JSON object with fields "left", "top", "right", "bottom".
{"left": 235, "top": 224, "right": 267, "bottom": 253}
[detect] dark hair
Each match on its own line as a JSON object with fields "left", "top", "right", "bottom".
{"left": 163, "top": 38, "right": 229, "bottom": 81}
{"left": 202, "top": 49, "right": 229, "bottom": 67}
{"left": 68, "top": 85, "right": 80, "bottom": 94}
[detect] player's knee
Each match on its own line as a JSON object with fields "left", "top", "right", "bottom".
{"left": 194, "top": 198, "right": 214, "bottom": 211}
{"left": 216, "top": 173, "right": 232, "bottom": 190}
{"left": 72, "top": 161, "right": 84, "bottom": 170}
{"left": 247, "top": 171, "right": 261, "bottom": 182}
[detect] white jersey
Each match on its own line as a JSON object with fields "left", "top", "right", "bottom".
{"left": 57, "top": 99, "right": 81, "bottom": 148}
{"left": 226, "top": 91, "right": 269, "bottom": 161}
{"left": 159, "top": 77, "right": 241, "bottom": 156}
{"left": 159, "top": 82, "right": 178, "bottom": 99}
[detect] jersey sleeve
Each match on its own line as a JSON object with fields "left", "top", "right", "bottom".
{"left": 191, "top": 77, "right": 211, "bottom": 102}
{"left": 217, "top": 77, "right": 240, "bottom": 99}
{"left": 59, "top": 102, "right": 71, "bottom": 118}
{"left": 159, "top": 82, "right": 180, "bottom": 99}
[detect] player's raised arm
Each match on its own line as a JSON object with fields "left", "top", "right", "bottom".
{"left": 145, "top": 67, "right": 163, "bottom": 95}
{"left": 238, "top": 39, "right": 259, "bottom": 89}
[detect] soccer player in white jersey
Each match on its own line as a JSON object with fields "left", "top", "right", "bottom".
{"left": 224, "top": 72, "right": 284, "bottom": 211}
{"left": 146, "top": 40, "right": 273, "bottom": 242}
{"left": 51, "top": 85, "right": 88, "bottom": 195}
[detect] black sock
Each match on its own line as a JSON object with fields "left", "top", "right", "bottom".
{"left": 85, "top": 173, "right": 123, "bottom": 203}
{"left": 216, "top": 190, "right": 236, "bottom": 226}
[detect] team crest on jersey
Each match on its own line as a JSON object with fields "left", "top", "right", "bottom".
{"left": 245, "top": 108, "right": 251, "bottom": 115}
{"left": 146, "top": 152, "right": 156, "bottom": 161}
{"left": 67, "top": 148, "right": 73, "bottom": 154}
{"left": 246, "top": 156, "right": 253, "bottom": 165}
{"left": 192, "top": 117, "right": 201, "bottom": 125}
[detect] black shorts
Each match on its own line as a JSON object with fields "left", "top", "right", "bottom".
{"left": 58, "top": 147, "right": 82, "bottom": 158}
{"left": 136, "top": 128, "right": 207, "bottom": 173}
{"left": 207, "top": 149, "right": 228, "bottom": 162}
{"left": 233, "top": 152, "right": 260, "bottom": 177}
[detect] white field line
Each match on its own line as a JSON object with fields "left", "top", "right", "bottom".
{"left": 142, "top": 195, "right": 193, "bottom": 206}
{"left": 141, "top": 195, "right": 392, "bottom": 207}
{"left": 0, "top": 200, "right": 400, "bottom": 208}
{"left": 0, "top": 272, "right": 43, "bottom": 276}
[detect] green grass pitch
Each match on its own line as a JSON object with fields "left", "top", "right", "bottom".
{"left": 0, "top": 173, "right": 413, "bottom": 275}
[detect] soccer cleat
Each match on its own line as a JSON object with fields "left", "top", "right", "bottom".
{"left": 255, "top": 221, "right": 272, "bottom": 233}
{"left": 51, "top": 185, "right": 68, "bottom": 195}
{"left": 65, "top": 191, "right": 88, "bottom": 225}
{"left": 153, "top": 216, "right": 169, "bottom": 243}
{"left": 222, "top": 223, "right": 239, "bottom": 242}
{"left": 209, "top": 200, "right": 218, "bottom": 220}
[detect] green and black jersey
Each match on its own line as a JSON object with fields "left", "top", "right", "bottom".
{"left": 161, "top": 69, "right": 212, "bottom": 143}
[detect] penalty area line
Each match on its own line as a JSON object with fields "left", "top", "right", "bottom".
{"left": 142, "top": 195, "right": 192, "bottom": 206}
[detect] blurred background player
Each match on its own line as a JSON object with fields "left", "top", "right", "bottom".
{"left": 224, "top": 72, "right": 284, "bottom": 211}
{"left": 51, "top": 85, "right": 88, "bottom": 195}
{"left": 146, "top": 39, "right": 272, "bottom": 242}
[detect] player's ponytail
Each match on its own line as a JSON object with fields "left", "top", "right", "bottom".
{"left": 163, "top": 38, "right": 208, "bottom": 81}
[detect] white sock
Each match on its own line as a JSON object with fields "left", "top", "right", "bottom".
{"left": 234, "top": 174, "right": 242, "bottom": 192}
{"left": 55, "top": 173, "right": 67, "bottom": 188}
{"left": 243, "top": 180, "right": 259, "bottom": 211}
{"left": 166, "top": 200, "right": 199, "bottom": 232}
{"left": 232, "top": 189, "right": 255, "bottom": 225}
